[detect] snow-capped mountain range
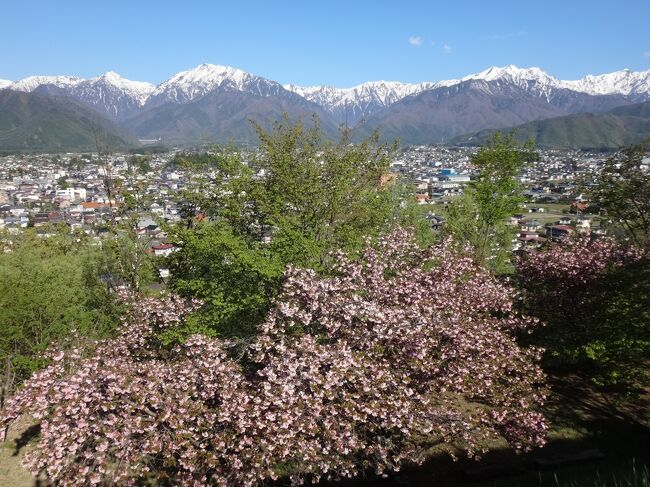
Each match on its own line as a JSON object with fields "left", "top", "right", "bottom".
{"left": 283, "top": 81, "right": 438, "bottom": 122}
{"left": 2, "top": 63, "right": 650, "bottom": 123}
{"left": 3, "top": 72, "right": 154, "bottom": 121}
{"left": 2, "top": 63, "right": 650, "bottom": 147}
{"left": 563, "top": 68, "right": 650, "bottom": 97}
{"left": 460, "top": 65, "right": 650, "bottom": 98}
{"left": 284, "top": 65, "right": 650, "bottom": 121}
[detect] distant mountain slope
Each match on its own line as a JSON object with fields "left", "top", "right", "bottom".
{"left": 124, "top": 89, "right": 339, "bottom": 145}
{"left": 0, "top": 90, "right": 135, "bottom": 152}
{"left": 357, "top": 79, "right": 632, "bottom": 144}
{"left": 609, "top": 101, "right": 650, "bottom": 118}
{"left": 452, "top": 101, "right": 650, "bottom": 149}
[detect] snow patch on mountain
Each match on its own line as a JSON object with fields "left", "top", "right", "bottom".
{"left": 0, "top": 79, "right": 13, "bottom": 90}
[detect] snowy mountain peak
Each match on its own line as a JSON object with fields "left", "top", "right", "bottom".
{"left": 10, "top": 75, "right": 84, "bottom": 92}
{"left": 99, "top": 70, "right": 122, "bottom": 80}
{"left": 563, "top": 68, "right": 650, "bottom": 96}
{"left": 462, "top": 65, "right": 558, "bottom": 87}
{"left": 149, "top": 63, "right": 279, "bottom": 103}
{"left": 0, "top": 79, "right": 13, "bottom": 90}
{"left": 458, "top": 65, "right": 650, "bottom": 98}
{"left": 88, "top": 71, "right": 155, "bottom": 104}
{"left": 178, "top": 63, "right": 249, "bottom": 83}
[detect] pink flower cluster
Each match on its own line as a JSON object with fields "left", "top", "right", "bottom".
{"left": 2, "top": 229, "right": 547, "bottom": 486}
{"left": 516, "top": 236, "right": 643, "bottom": 316}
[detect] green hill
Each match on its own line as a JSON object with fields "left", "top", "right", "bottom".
{"left": 0, "top": 90, "right": 136, "bottom": 152}
{"left": 453, "top": 101, "right": 650, "bottom": 149}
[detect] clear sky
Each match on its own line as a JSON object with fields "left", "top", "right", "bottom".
{"left": 1, "top": 0, "right": 649, "bottom": 87}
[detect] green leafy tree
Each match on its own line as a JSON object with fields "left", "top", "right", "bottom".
{"left": 57, "top": 175, "right": 70, "bottom": 189}
{"left": 128, "top": 154, "right": 152, "bottom": 174}
{"left": 166, "top": 222, "right": 283, "bottom": 340}
{"left": 88, "top": 224, "right": 157, "bottom": 293}
{"left": 167, "top": 119, "right": 431, "bottom": 337}
{"left": 0, "top": 230, "right": 117, "bottom": 404}
{"left": 590, "top": 143, "right": 650, "bottom": 247}
{"left": 445, "top": 132, "right": 535, "bottom": 272}
{"left": 250, "top": 120, "right": 400, "bottom": 267}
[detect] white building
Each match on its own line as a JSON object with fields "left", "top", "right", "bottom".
{"left": 55, "top": 187, "right": 87, "bottom": 201}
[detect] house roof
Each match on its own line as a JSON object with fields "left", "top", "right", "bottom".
{"left": 151, "top": 243, "right": 175, "bottom": 251}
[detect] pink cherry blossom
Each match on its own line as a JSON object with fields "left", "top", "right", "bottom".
{"left": 2, "top": 228, "right": 547, "bottom": 486}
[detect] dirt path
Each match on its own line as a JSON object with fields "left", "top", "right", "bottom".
{"left": 0, "top": 418, "right": 39, "bottom": 487}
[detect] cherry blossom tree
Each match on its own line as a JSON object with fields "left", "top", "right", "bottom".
{"left": 2, "top": 229, "right": 547, "bottom": 486}
{"left": 517, "top": 236, "right": 648, "bottom": 388}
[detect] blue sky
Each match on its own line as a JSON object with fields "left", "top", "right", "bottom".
{"left": 1, "top": 0, "right": 648, "bottom": 86}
